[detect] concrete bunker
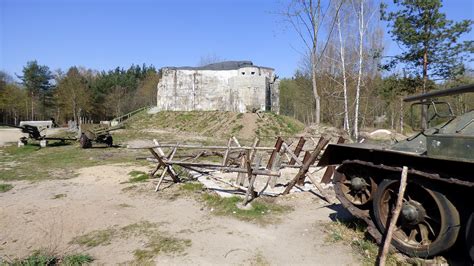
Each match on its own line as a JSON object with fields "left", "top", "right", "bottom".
{"left": 157, "top": 61, "right": 279, "bottom": 113}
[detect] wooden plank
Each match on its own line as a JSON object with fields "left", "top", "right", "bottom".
{"left": 222, "top": 138, "right": 233, "bottom": 166}
{"left": 320, "top": 137, "right": 346, "bottom": 184}
{"left": 289, "top": 137, "right": 306, "bottom": 165}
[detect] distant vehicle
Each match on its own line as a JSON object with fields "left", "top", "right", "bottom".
{"left": 318, "top": 84, "right": 474, "bottom": 261}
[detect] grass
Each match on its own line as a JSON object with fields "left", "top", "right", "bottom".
{"left": 175, "top": 182, "right": 290, "bottom": 223}
{"left": 0, "top": 143, "right": 140, "bottom": 182}
{"left": 127, "top": 170, "right": 149, "bottom": 183}
{"left": 11, "top": 251, "right": 93, "bottom": 266}
{"left": 0, "top": 183, "right": 13, "bottom": 192}
{"left": 133, "top": 235, "right": 191, "bottom": 262}
{"left": 70, "top": 221, "right": 191, "bottom": 263}
{"left": 201, "top": 193, "right": 291, "bottom": 223}
{"left": 180, "top": 182, "right": 204, "bottom": 192}
{"left": 123, "top": 110, "right": 304, "bottom": 141}
{"left": 70, "top": 228, "right": 115, "bottom": 247}
{"left": 61, "top": 253, "right": 94, "bottom": 265}
{"left": 324, "top": 218, "right": 402, "bottom": 265}
{"left": 52, "top": 193, "right": 67, "bottom": 199}
{"left": 250, "top": 251, "right": 270, "bottom": 266}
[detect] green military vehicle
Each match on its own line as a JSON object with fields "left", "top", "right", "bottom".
{"left": 318, "top": 84, "right": 474, "bottom": 261}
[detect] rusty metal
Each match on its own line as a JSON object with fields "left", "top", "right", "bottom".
{"left": 319, "top": 84, "right": 474, "bottom": 260}
{"left": 320, "top": 137, "right": 346, "bottom": 184}
{"left": 80, "top": 123, "right": 122, "bottom": 148}
{"left": 342, "top": 159, "right": 474, "bottom": 187}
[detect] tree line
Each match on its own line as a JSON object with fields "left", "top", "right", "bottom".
{"left": 279, "top": 0, "right": 473, "bottom": 138}
{"left": 0, "top": 62, "right": 159, "bottom": 125}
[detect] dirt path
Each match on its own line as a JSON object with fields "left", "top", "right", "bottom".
{"left": 0, "top": 164, "right": 359, "bottom": 265}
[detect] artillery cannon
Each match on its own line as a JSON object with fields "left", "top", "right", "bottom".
{"left": 79, "top": 123, "right": 122, "bottom": 149}
{"left": 318, "top": 84, "right": 474, "bottom": 262}
{"left": 0, "top": 123, "right": 76, "bottom": 145}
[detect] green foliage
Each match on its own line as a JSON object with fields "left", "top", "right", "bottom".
{"left": 381, "top": 0, "right": 473, "bottom": 82}
{"left": 279, "top": 74, "right": 315, "bottom": 124}
{"left": 17, "top": 60, "right": 54, "bottom": 120}
{"left": 127, "top": 170, "right": 149, "bottom": 183}
{"left": 55, "top": 67, "right": 92, "bottom": 123}
{"left": 180, "top": 182, "right": 204, "bottom": 192}
{"left": 13, "top": 251, "right": 57, "bottom": 265}
{"left": 60, "top": 254, "right": 94, "bottom": 265}
{"left": 0, "top": 73, "right": 28, "bottom": 124}
{"left": 0, "top": 183, "right": 13, "bottom": 192}
{"left": 11, "top": 251, "right": 93, "bottom": 266}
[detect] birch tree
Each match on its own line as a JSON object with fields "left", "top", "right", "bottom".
{"left": 336, "top": 7, "right": 350, "bottom": 133}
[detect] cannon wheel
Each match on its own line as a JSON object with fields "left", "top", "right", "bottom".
{"left": 373, "top": 179, "right": 460, "bottom": 257}
{"left": 105, "top": 135, "right": 113, "bottom": 147}
{"left": 334, "top": 165, "right": 377, "bottom": 206}
{"left": 79, "top": 133, "right": 92, "bottom": 149}
{"left": 467, "top": 212, "right": 474, "bottom": 262}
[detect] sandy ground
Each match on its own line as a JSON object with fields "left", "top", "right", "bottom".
{"left": 0, "top": 163, "right": 359, "bottom": 265}
{"left": 0, "top": 128, "right": 25, "bottom": 146}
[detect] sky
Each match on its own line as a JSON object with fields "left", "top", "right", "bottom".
{"left": 0, "top": 0, "right": 473, "bottom": 79}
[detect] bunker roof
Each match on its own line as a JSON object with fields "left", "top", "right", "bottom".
{"left": 163, "top": 61, "right": 274, "bottom": 71}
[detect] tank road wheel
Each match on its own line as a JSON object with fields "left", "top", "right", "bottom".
{"left": 79, "top": 133, "right": 92, "bottom": 149}
{"left": 334, "top": 166, "right": 377, "bottom": 206}
{"left": 373, "top": 179, "right": 460, "bottom": 257}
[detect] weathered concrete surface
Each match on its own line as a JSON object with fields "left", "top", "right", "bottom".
{"left": 157, "top": 61, "right": 279, "bottom": 113}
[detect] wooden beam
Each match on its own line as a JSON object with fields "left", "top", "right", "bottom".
{"left": 289, "top": 137, "right": 306, "bottom": 165}
{"left": 222, "top": 137, "right": 233, "bottom": 166}
{"left": 266, "top": 137, "right": 283, "bottom": 169}
{"left": 281, "top": 138, "right": 332, "bottom": 204}
{"left": 320, "top": 137, "right": 346, "bottom": 184}
{"left": 376, "top": 166, "right": 408, "bottom": 266}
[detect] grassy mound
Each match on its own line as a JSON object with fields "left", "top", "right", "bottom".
{"left": 124, "top": 111, "right": 304, "bottom": 141}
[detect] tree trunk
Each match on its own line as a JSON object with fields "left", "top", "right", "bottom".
{"left": 421, "top": 49, "right": 428, "bottom": 129}
{"left": 310, "top": 0, "right": 321, "bottom": 126}
{"left": 31, "top": 91, "right": 34, "bottom": 121}
{"left": 354, "top": 0, "right": 364, "bottom": 141}
{"left": 337, "top": 14, "right": 350, "bottom": 134}
{"left": 399, "top": 97, "right": 404, "bottom": 134}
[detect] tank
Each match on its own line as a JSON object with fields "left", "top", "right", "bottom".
{"left": 318, "top": 84, "right": 474, "bottom": 261}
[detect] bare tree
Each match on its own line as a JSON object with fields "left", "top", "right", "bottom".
{"left": 282, "top": 0, "right": 343, "bottom": 126}
{"left": 336, "top": 8, "right": 350, "bottom": 133}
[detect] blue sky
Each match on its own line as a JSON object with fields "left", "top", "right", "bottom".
{"left": 0, "top": 0, "right": 473, "bottom": 79}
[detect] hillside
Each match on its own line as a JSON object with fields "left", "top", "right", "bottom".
{"left": 123, "top": 111, "right": 305, "bottom": 142}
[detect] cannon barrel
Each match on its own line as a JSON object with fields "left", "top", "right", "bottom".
{"left": 404, "top": 83, "right": 474, "bottom": 102}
